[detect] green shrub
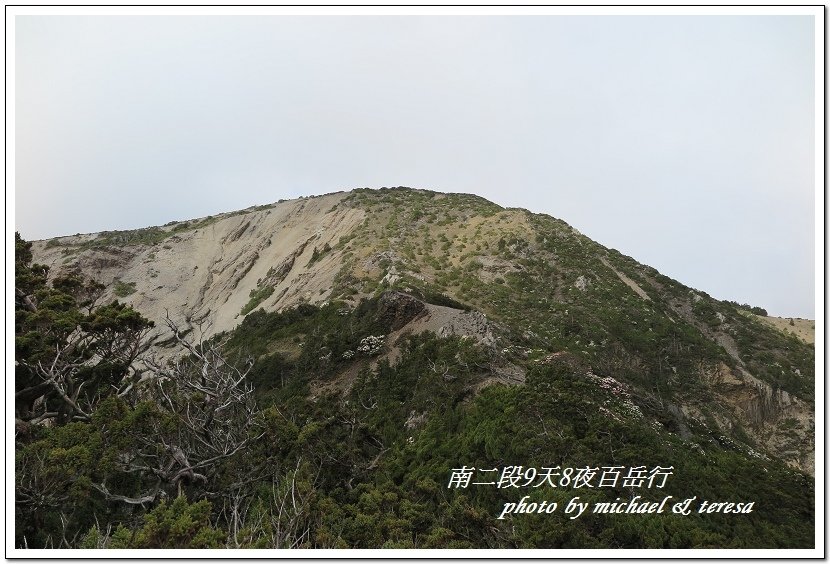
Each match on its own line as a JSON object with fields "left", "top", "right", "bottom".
{"left": 241, "top": 285, "right": 275, "bottom": 315}
{"left": 113, "top": 280, "right": 136, "bottom": 297}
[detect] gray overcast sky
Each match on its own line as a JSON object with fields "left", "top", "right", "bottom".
{"left": 14, "top": 14, "right": 816, "bottom": 318}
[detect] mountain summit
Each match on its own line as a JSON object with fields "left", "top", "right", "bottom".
{"left": 30, "top": 187, "right": 815, "bottom": 472}
{"left": 22, "top": 187, "right": 814, "bottom": 549}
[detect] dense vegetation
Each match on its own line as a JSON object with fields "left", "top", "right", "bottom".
{"left": 14, "top": 277, "right": 813, "bottom": 547}
{"left": 14, "top": 189, "right": 815, "bottom": 549}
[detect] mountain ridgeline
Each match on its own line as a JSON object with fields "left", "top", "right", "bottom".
{"left": 19, "top": 187, "right": 814, "bottom": 549}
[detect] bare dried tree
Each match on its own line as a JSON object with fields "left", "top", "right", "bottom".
{"left": 118, "top": 314, "right": 265, "bottom": 500}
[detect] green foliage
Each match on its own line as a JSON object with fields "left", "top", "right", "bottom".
{"left": 15, "top": 286, "right": 815, "bottom": 549}
{"left": 88, "top": 227, "right": 170, "bottom": 248}
{"left": 409, "top": 286, "right": 471, "bottom": 311}
{"left": 107, "top": 497, "right": 225, "bottom": 548}
{"left": 241, "top": 285, "right": 275, "bottom": 315}
{"left": 725, "top": 300, "right": 768, "bottom": 317}
{"left": 113, "top": 280, "right": 136, "bottom": 297}
{"left": 308, "top": 242, "right": 332, "bottom": 266}
{"left": 42, "top": 211, "right": 238, "bottom": 254}
{"left": 216, "top": 295, "right": 814, "bottom": 549}
{"left": 16, "top": 234, "right": 153, "bottom": 427}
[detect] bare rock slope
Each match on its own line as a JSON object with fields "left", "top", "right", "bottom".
{"left": 33, "top": 193, "right": 363, "bottom": 348}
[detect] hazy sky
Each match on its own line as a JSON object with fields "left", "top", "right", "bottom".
{"left": 14, "top": 14, "right": 816, "bottom": 317}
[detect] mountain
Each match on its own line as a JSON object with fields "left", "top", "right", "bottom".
{"left": 20, "top": 187, "right": 815, "bottom": 549}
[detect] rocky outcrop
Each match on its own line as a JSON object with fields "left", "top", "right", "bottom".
{"left": 699, "top": 362, "right": 814, "bottom": 474}
{"left": 376, "top": 291, "right": 427, "bottom": 331}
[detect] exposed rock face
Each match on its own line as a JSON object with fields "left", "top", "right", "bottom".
{"left": 31, "top": 193, "right": 365, "bottom": 353}
{"left": 436, "top": 309, "right": 495, "bottom": 347}
{"left": 376, "top": 291, "right": 427, "bottom": 331}
{"left": 697, "top": 362, "right": 814, "bottom": 473}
